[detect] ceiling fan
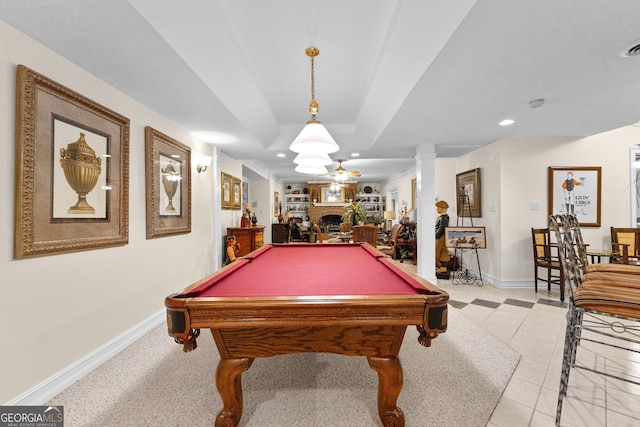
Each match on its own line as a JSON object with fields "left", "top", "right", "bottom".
{"left": 330, "top": 160, "right": 361, "bottom": 181}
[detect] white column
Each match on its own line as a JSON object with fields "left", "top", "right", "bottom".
{"left": 416, "top": 144, "right": 436, "bottom": 281}
{"left": 212, "top": 146, "right": 223, "bottom": 270}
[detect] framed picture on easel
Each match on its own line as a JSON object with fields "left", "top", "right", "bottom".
{"left": 456, "top": 168, "right": 481, "bottom": 217}
{"left": 445, "top": 226, "right": 486, "bottom": 249}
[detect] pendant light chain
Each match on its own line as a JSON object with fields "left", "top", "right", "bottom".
{"left": 307, "top": 47, "right": 320, "bottom": 117}
{"left": 310, "top": 55, "right": 315, "bottom": 102}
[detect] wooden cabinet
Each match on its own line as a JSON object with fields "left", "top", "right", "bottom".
{"left": 227, "top": 226, "right": 264, "bottom": 257}
{"left": 272, "top": 224, "right": 288, "bottom": 243}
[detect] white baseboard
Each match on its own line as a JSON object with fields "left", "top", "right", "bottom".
{"left": 6, "top": 309, "right": 165, "bottom": 405}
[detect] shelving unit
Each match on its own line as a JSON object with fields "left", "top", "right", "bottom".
{"left": 355, "top": 183, "right": 382, "bottom": 223}
{"left": 284, "top": 184, "right": 310, "bottom": 226}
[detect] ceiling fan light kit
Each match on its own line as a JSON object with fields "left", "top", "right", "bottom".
{"left": 289, "top": 47, "right": 339, "bottom": 174}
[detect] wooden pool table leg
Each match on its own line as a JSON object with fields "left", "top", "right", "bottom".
{"left": 214, "top": 357, "right": 254, "bottom": 427}
{"left": 367, "top": 356, "right": 405, "bottom": 427}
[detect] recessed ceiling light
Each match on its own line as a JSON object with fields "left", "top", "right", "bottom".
{"left": 277, "top": 153, "right": 286, "bottom": 158}
{"left": 191, "top": 130, "right": 238, "bottom": 144}
{"left": 351, "top": 152, "right": 360, "bottom": 157}
{"left": 499, "top": 119, "right": 514, "bottom": 126}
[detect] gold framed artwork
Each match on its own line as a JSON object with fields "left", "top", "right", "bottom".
{"left": 456, "top": 168, "right": 481, "bottom": 217}
{"left": 221, "top": 172, "right": 233, "bottom": 209}
{"left": 548, "top": 166, "right": 602, "bottom": 227}
{"left": 274, "top": 191, "right": 280, "bottom": 216}
{"left": 144, "top": 126, "right": 191, "bottom": 239}
{"left": 320, "top": 185, "right": 345, "bottom": 203}
{"left": 14, "top": 65, "right": 130, "bottom": 258}
{"left": 232, "top": 177, "right": 242, "bottom": 210}
{"left": 411, "top": 178, "right": 417, "bottom": 210}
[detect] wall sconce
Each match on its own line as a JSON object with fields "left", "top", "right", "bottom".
{"left": 196, "top": 155, "right": 212, "bottom": 174}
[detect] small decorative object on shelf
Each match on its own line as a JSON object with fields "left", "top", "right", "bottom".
{"left": 251, "top": 212, "right": 258, "bottom": 226}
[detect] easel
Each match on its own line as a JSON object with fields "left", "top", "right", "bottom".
{"left": 452, "top": 192, "right": 483, "bottom": 286}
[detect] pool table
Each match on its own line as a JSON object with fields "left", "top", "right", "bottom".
{"left": 165, "top": 243, "right": 448, "bottom": 427}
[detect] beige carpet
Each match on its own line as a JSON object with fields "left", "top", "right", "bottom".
{"left": 48, "top": 308, "right": 520, "bottom": 426}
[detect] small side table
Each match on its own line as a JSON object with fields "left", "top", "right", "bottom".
{"left": 586, "top": 249, "right": 618, "bottom": 264}
{"left": 397, "top": 239, "right": 417, "bottom": 264}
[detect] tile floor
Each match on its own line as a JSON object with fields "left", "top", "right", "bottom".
{"left": 430, "top": 276, "right": 640, "bottom": 427}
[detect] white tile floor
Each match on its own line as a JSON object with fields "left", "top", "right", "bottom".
{"left": 432, "top": 277, "right": 640, "bottom": 427}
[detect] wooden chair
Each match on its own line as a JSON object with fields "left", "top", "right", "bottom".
{"left": 353, "top": 225, "right": 378, "bottom": 248}
{"left": 379, "top": 223, "right": 403, "bottom": 259}
{"left": 531, "top": 228, "right": 565, "bottom": 301}
{"left": 312, "top": 223, "right": 323, "bottom": 243}
{"left": 339, "top": 223, "right": 353, "bottom": 233}
{"left": 610, "top": 227, "right": 640, "bottom": 265}
{"left": 550, "top": 214, "right": 640, "bottom": 426}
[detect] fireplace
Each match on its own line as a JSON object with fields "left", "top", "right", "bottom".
{"left": 320, "top": 214, "right": 342, "bottom": 232}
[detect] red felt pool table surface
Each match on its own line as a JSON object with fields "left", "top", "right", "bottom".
{"left": 185, "top": 243, "right": 430, "bottom": 297}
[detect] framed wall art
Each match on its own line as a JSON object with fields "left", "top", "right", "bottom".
{"left": 444, "top": 226, "right": 487, "bottom": 249}
{"left": 145, "top": 126, "right": 191, "bottom": 239}
{"left": 320, "top": 185, "right": 345, "bottom": 203}
{"left": 548, "top": 166, "right": 601, "bottom": 227}
{"left": 221, "top": 172, "right": 233, "bottom": 210}
{"left": 411, "top": 178, "right": 417, "bottom": 210}
{"left": 232, "top": 177, "right": 242, "bottom": 210}
{"left": 274, "top": 191, "right": 280, "bottom": 216}
{"left": 456, "top": 168, "right": 481, "bottom": 217}
{"left": 14, "top": 65, "right": 130, "bottom": 258}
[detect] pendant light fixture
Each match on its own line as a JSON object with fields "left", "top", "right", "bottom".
{"left": 290, "top": 47, "right": 339, "bottom": 174}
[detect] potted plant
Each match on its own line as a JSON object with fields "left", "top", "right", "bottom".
{"left": 342, "top": 201, "right": 367, "bottom": 225}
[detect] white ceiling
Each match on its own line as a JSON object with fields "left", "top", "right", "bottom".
{"left": 2, "top": 0, "right": 640, "bottom": 183}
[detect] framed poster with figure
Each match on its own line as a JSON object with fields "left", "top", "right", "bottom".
{"left": 548, "top": 166, "right": 601, "bottom": 227}
{"left": 14, "top": 65, "right": 130, "bottom": 258}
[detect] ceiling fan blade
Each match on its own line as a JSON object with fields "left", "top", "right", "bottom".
{"left": 348, "top": 171, "right": 362, "bottom": 177}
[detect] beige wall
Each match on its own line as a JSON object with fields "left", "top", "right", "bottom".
{"left": 436, "top": 128, "right": 637, "bottom": 287}
{"left": 0, "top": 21, "right": 218, "bottom": 403}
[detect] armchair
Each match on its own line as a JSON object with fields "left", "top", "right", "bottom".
{"left": 352, "top": 225, "right": 378, "bottom": 248}
{"left": 610, "top": 227, "right": 640, "bottom": 265}
{"left": 531, "top": 228, "right": 565, "bottom": 301}
{"left": 379, "top": 223, "right": 403, "bottom": 259}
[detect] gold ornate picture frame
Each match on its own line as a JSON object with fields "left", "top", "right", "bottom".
{"left": 232, "top": 177, "right": 242, "bottom": 210}
{"left": 145, "top": 126, "right": 191, "bottom": 239}
{"left": 221, "top": 172, "right": 233, "bottom": 210}
{"left": 456, "top": 168, "right": 482, "bottom": 217}
{"left": 14, "top": 65, "right": 130, "bottom": 258}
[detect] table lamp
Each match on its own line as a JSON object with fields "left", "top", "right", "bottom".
{"left": 383, "top": 211, "right": 396, "bottom": 232}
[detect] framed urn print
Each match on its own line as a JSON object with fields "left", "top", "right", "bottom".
{"left": 14, "top": 65, "right": 130, "bottom": 258}
{"left": 221, "top": 172, "right": 233, "bottom": 210}
{"left": 145, "top": 126, "right": 191, "bottom": 239}
{"left": 456, "top": 168, "right": 482, "bottom": 217}
{"left": 232, "top": 177, "right": 242, "bottom": 210}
